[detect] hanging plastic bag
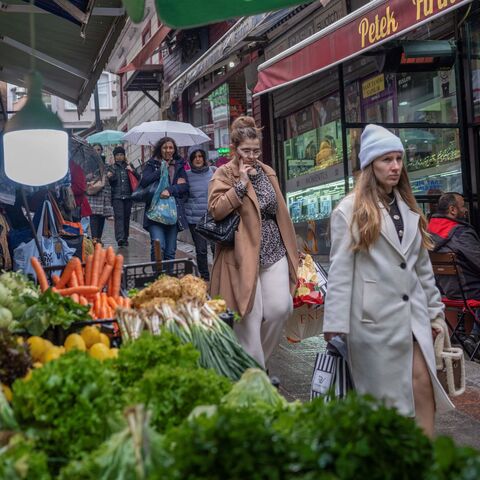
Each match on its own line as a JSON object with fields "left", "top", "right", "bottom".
{"left": 285, "top": 254, "right": 326, "bottom": 342}
{"left": 146, "top": 162, "right": 177, "bottom": 225}
{"left": 13, "top": 201, "right": 75, "bottom": 280}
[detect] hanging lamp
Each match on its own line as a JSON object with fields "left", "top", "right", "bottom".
{"left": 3, "top": 72, "right": 68, "bottom": 186}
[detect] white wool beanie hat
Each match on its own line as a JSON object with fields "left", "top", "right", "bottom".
{"left": 359, "top": 124, "right": 405, "bottom": 170}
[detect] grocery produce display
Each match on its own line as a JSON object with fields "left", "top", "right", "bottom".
{"left": 1, "top": 260, "right": 479, "bottom": 480}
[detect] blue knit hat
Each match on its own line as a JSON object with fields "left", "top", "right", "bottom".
{"left": 359, "top": 125, "right": 404, "bottom": 170}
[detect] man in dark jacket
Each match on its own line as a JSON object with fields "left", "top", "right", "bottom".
{"left": 108, "top": 146, "right": 138, "bottom": 247}
{"left": 428, "top": 192, "right": 480, "bottom": 357}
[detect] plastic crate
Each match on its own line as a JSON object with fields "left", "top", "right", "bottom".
{"left": 122, "top": 258, "right": 199, "bottom": 291}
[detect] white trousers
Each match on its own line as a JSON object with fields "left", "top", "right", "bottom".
{"left": 234, "top": 256, "right": 293, "bottom": 369}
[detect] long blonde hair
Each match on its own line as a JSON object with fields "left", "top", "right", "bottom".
{"left": 350, "top": 165, "right": 433, "bottom": 252}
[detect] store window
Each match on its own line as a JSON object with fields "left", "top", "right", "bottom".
{"left": 397, "top": 70, "right": 457, "bottom": 124}
{"left": 283, "top": 92, "right": 342, "bottom": 181}
{"left": 470, "top": 16, "right": 480, "bottom": 123}
{"left": 92, "top": 73, "right": 112, "bottom": 110}
{"left": 399, "top": 127, "right": 462, "bottom": 194}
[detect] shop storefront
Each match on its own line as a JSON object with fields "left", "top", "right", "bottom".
{"left": 255, "top": 0, "right": 479, "bottom": 257}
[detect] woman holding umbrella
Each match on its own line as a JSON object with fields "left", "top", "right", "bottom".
{"left": 138, "top": 137, "right": 189, "bottom": 261}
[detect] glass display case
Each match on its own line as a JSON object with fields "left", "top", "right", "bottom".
{"left": 283, "top": 93, "right": 342, "bottom": 181}
{"left": 286, "top": 179, "right": 348, "bottom": 224}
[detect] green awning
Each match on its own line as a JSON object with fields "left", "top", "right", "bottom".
{"left": 123, "top": 0, "right": 308, "bottom": 27}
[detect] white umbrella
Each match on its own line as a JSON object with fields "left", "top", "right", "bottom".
{"left": 123, "top": 120, "right": 210, "bottom": 146}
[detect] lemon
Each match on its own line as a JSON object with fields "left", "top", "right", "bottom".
{"left": 1, "top": 384, "right": 12, "bottom": 402}
{"left": 64, "top": 333, "right": 87, "bottom": 352}
{"left": 27, "top": 336, "right": 46, "bottom": 362}
{"left": 99, "top": 333, "right": 110, "bottom": 348}
{"left": 43, "top": 347, "right": 63, "bottom": 363}
{"left": 33, "top": 362, "right": 43, "bottom": 369}
{"left": 88, "top": 343, "right": 110, "bottom": 361}
{"left": 81, "top": 326, "right": 101, "bottom": 348}
{"left": 43, "top": 339, "right": 54, "bottom": 350}
{"left": 109, "top": 348, "right": 119, "bottom": 359}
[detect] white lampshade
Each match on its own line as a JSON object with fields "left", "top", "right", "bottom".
{"left": 3, "top": 72, "right": 69, "bottom": 186}
{"left": 3, "top": 129, "right": 69, "bottom": 186}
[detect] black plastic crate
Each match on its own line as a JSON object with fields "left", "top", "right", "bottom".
{"left": 122, "top": 258, "right": 199, "bottom": 291}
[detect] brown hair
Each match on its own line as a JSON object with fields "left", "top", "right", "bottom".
{"left": 230, "top": 116, "right": 262, "bottom": 148}
{"left": 350, "top": 164, "right": 433, "bottom": 252}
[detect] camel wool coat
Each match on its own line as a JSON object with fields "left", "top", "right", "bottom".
{"left": 323, "top": 191, "right": 454, "bottom": 416}
{"left": 208, "top": 159, "right": 298, "bottom": 317}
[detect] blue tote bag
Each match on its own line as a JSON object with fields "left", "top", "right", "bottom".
{"left": 146, "top": 162, "right": 177, "bottom": 225}
{"left": 13, "top": 200, "right": 76, "bottom": 280}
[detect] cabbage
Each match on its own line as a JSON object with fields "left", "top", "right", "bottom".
{"left": 0, "top": 307, "right": 13, "bottom": 328}
{"left": 221, "top": 368, "right": 290, "bottom": 411}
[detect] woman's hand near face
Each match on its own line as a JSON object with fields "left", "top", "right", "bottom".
{"left": 160, "top": 189, "right": 170, "bottom": 198}
{"left": 238, "top": 158, "right": 252, "bottom": 185}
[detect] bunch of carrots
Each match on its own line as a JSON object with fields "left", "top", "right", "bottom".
{"left": 31, "top": 244, "right": 131, "bottom": 319}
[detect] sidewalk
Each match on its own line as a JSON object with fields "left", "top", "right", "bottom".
{"left": 104, "top": 219, "right": 480, "bottom": 449}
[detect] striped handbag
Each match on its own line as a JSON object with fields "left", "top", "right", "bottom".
{"left": 311, "top": 337, "right": 354, "bottom": 401}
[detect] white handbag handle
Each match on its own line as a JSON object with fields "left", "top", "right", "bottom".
{"left": 431, "top": 318, "right": 466, "bottom": 397}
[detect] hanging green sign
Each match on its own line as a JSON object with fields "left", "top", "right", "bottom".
{"left": 122, "top": 0, "right": 306, "bottom": 27}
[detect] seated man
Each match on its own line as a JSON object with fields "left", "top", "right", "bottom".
{"left": 428, "top": 192, "right": 480, "bottom": 358}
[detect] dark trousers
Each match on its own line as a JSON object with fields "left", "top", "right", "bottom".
{"left": 189, "top": 223, "right": 214, "bottom": 281}
{"left": 90, "top": 215, "right": 106, "bottom": 241}
{"left": 112, "top": 198, "right": 132, "bottom": 243}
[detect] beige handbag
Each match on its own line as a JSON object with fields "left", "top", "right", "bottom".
{"left": 86, "top": 173, "right": 105, "bottom": 195}
{"left": 432, "top": 318, "right": 465, "bottom": 397}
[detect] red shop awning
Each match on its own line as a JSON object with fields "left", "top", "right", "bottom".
{"left": 254, "top": 0, "right": 472, "bottom": 95}
{"left": 117, "top": 24, "right": 171, "bottom": 74}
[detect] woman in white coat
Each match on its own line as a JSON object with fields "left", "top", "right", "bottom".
{"left": 323, "top": 124, "right": 454, "bottom": 437}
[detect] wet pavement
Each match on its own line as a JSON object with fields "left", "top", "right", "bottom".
{"left": 102, "top": 218, "right": 480, "bottom": 449}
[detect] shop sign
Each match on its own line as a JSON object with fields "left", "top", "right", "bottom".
{"left": 169, "top": 14, "right": 268, "bottom": 101}
{"left": 208, "top": 84, "right": 229, "bottom": 122}
{"left": 362, "top": 74, "right": 385, "bottom": 98}
{"left": 286, "top": 163, "right": 344, "bottom": 193}
{"left": 265, "top": 1, "right": 347, "bottom": 60}
{"left": 256, "top": 0, "right": 473, "bottom": 94}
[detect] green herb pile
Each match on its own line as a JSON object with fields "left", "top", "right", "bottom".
{"left": 129, "top": 366, "right": 231, "bottom": 431}
{"left": 15, "top": 289, "right": 90, "bottom": 336}
{"left": 12, "top": 351, "right": 123, "bottom": 465}
{"left": 0, "top": 434, "right": 51, "bottom": 480}
{"left": 112, "top": 331, "right": 199, "bottom": 389}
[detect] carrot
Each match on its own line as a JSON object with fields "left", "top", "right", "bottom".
{"left": 75, "top": 260, "right": 84, "bottom": 286}
{"left": 91, "top": 244, "right": 102, "bottom": 287}
{"left": 52, "top": 274, "right": 60, "bottom": 286}
{"left": 107, "top": 296, "right": 118, "bottom": 310}
{"left": 108, "top": 276, "right": 113, "bottom": 296}
{"left": 69, "top": 271, "right": 78, "bottom": 288}
{"left": 85, "top": 255, "right": 93, "bottom": 286}
{"left": 79, "top": 295, "right": 88, "bottom": 306}
{"left": 71, "top": 293, "right": 80, "bottom": 303}
{"left": 111, "top": 254, "right": 124, "bottom": 298}
{"left": 56, "top": 286, "right": 99, "bottom": 297}
{"left": 106, "top": 246, "right": 116, "bottom": 266}
{"left": 57, "top": 258, "right": 79, "bottom": 289}
{"left": 98, "top": 264, "right": 114, "bottom": 291}
{"left": 124, "top": 297, "right": 132, "bottom": 309}
{"left": 31, "top": 257, "right": 49, "bottom": 292}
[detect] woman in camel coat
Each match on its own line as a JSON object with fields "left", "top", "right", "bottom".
{"left": 323, "top": 124, "right": 453, "bottom": 437}
{"left": 208, "top": 116, "right": 298, "bottom": 369}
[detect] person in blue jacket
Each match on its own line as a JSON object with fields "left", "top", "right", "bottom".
{"left": 138, "top": 137, "right": 188, "bottom": 261}
{"left": 185, "top": 145, "right": 215, "bottom": 280}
